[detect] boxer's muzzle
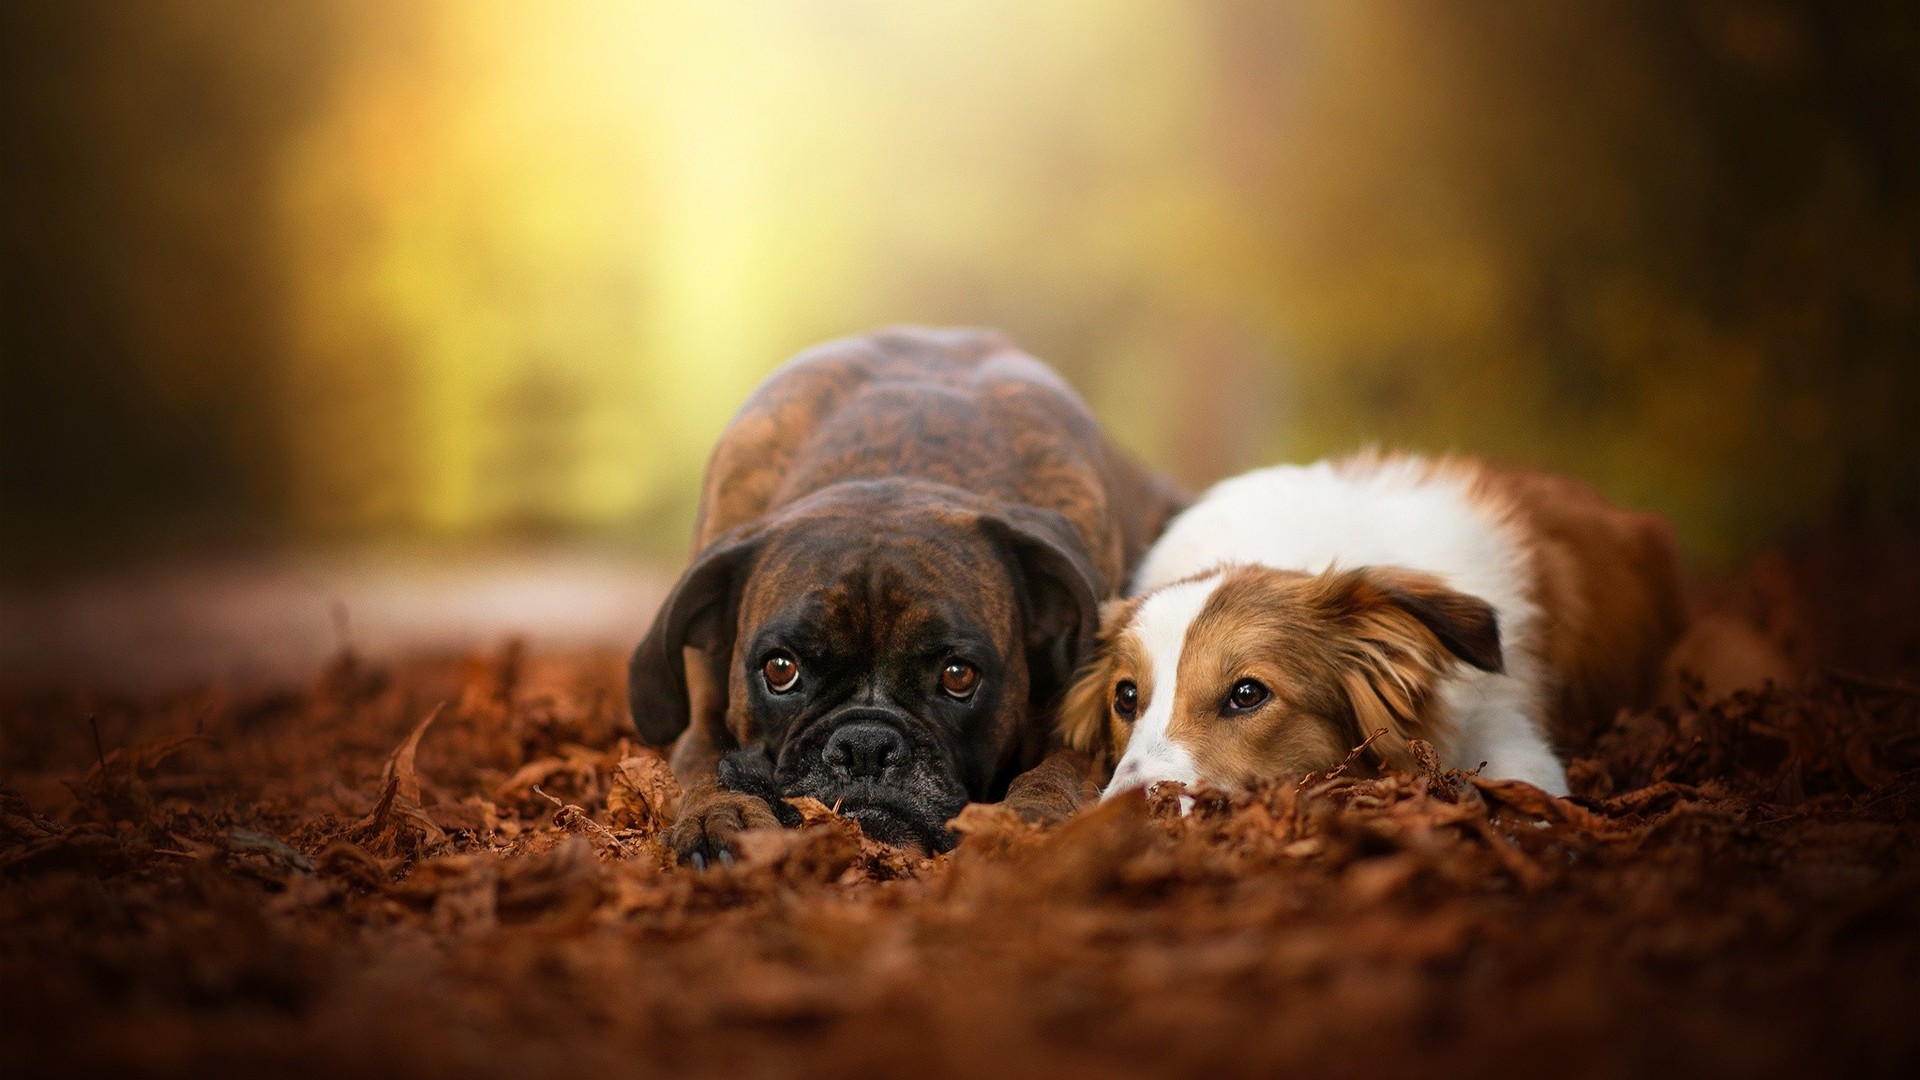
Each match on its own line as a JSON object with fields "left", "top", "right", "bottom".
{"left": 771, "top": 705, "right": 970, "bottom": 851}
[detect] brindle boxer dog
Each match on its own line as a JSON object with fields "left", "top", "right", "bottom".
{"left": 628, "top": 327, "right": 1185, "bottom": 864}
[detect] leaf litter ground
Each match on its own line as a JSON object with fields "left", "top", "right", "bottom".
{"left": 4, "top": 536, "right": 1919, "bottom": 1079}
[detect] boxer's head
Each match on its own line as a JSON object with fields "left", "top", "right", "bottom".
{"left": 628, "top": 480, "right": 1103, "bottom": 851}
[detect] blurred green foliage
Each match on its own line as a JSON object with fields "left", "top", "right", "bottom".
{"left": 3, "top": 0, "right": 1916, "bottom": 569}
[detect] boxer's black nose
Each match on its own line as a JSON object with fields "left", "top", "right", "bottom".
{"left": 823, "top": 722, "right": 906, "bottom": 780}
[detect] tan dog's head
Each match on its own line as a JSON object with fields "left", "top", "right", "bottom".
{"left": 1060, "top": 564, "right": 1505, "bottom": 796}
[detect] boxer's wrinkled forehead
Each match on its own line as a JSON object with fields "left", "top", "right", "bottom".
{"left": 736, "top": 514, "right": 1021, "bottom": 656}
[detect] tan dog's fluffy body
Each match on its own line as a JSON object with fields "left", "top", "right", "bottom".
{"left": 1063, "top": 454, "right": 1684, "bottom": 797}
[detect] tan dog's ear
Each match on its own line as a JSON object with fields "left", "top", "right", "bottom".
{"left": 1365, "top": 567, "right": 1505, "bottom": 675}
{"left": 627, "top": 525, "right": 764, "bottom": 746}
{"left": 1055, "top": 598, "right": 1141, "bottom": 768}
{"left": 1309, "top": 567, "right": 1503, "bottom": 771}
{"left": 1056, "top": 663, "right": 1112, "bottom": 762}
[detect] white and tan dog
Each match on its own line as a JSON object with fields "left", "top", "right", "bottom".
{"left": 1061, "top": 453, "right": 1685, "bottom": 798}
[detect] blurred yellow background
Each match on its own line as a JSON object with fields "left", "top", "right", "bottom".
{"left": 4, "top": 0, "right": 1917, "bottom": 571}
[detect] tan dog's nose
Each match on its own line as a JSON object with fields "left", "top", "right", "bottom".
{"left": 824, "top": 723, "right": 907, "bottom": 780}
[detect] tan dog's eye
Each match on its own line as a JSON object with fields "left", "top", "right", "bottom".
{"left": 1113, "top": 680, "right": 1139, "bottom": 720}
{"left": 763, "top": 652, "right": 800, "bottom": 693}
{"left": 939, "top": 659, "right": 979, "bottom": 700}
{"left": 1225, "top": 678, "right": 1269, "bottom": 713}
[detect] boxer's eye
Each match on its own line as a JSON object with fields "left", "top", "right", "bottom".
{"left": 762, "top": 652, "right": 800, "bottom": 693}
{"left": 939, "top": 659, "right": 979, "bottom": 700}
{"left": 1224, "top": 678, "right": 1269, "bottom": 713}
{"left": 1112, "top": 680, "right": 1138, "bottom": 720}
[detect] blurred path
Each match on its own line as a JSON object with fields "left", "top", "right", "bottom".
{"left": 0, "top": 550, "right": 670, "bottom": 694}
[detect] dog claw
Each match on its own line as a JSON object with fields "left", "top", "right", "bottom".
{"left": 670, "top": 790, "right": 777, "bottom": 868}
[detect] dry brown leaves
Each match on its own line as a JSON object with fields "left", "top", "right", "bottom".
{"left": 2, "top": 608, "right": 1919, "bottom": 1079}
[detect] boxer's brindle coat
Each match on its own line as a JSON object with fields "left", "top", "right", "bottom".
{"left": 629, "top": 327, "right": 1186, "bottom": 863}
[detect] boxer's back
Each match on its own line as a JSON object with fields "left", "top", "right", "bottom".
{"left": 693, "top": 326, "right": 1177, "bottom": 589}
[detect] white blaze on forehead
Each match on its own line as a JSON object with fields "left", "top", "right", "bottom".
{"left": 1101, "top": 572, "right": 1225, "bottom": 799}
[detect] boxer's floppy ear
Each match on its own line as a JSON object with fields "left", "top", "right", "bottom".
{"left": 980, "top": 505, "right": 1107, "bottom": 711}
{"left": 627, "top": 527, "right": 763, "bottom": 746}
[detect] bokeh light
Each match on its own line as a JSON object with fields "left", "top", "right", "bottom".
{"left": 4, "top": 0, "right": 1916, "bottom": 570}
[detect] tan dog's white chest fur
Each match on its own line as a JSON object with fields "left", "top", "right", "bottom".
{"left": 1061, "top": 453, "right": 1684, "bottom": 798}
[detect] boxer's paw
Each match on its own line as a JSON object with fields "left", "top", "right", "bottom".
{"left": 667, "top": 789, "right": 781, "bottom": 868}
{"left": 715, "top": 746, "right": 805, "bottom": 828}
